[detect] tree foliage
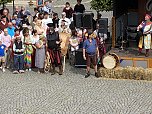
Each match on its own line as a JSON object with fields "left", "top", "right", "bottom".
{"left": 91, "top": 0, "right": 113, "bottom": 12}
{"left": 0, "top": 0, "right": 13, "bottom": 5}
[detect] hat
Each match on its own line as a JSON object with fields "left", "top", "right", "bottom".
{"left": 145, "top": 14, "right": 151, "bottom": 19}
{"left": 46, "top": 18, "right": 53, "bottom": 24}
{"left": 47, "top": 23, "right": 54, "bottom": 27}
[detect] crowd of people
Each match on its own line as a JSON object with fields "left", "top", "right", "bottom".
{"left": 0, "top": 0, "right": 107, "bottom": 78}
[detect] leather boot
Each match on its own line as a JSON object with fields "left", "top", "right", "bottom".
{"left": 145, "top": 52, "right": 149, "bottom": 57}
{"left": 59, "top": 65, "right": 63, "bottom": 75}
{"left": 51, "top": 64, "right": 55, "bottom": 75}
{"left": 145, "top": 50, "right": 149, "bottom": 57}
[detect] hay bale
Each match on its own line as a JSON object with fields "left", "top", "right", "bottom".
{"left": 134, "top": 68, "right": 145, "bottom": 80}
{"left": 145, "top": 68, "right": 152, "bottom": 81}
{"left": 98, "top": 66, "right": 152, "bottom": 81}
{"left": 113, "top": 67, "right": 123, "bottom": 79}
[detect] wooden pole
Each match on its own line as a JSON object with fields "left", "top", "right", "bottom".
{"left": 13, "top": 0, "right": 15, "bottom": 13}
{"left": 112, "top": 16, "right": 116, "bottom": 48}
{"left": 63, "top": 55, "right": 66, "bottom": 72}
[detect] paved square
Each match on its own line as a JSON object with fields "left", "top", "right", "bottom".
{"left": 0, "top": 63, "right": 152, "bottom": 114}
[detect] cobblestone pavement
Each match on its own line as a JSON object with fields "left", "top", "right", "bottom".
{"left": 1, "top": 1, "right": 151, "bottom": 113}
{"left": 0, "top": 62, "right": 152, "bottom": 114}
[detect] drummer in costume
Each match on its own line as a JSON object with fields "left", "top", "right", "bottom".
{"left": 46, "top": 23, "right": 63, "bottom": 75}
{"left": 137, "top": 14, "right": 152, "bottom": 57}
{"left": 83, "top": 31, "right": 99, "bottom": 78}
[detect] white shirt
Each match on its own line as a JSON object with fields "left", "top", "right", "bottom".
{"left": 0, "top": 32, "right": 4, "bottom": 40}
{"left": 58, "top": 18, "right": 71, "bottom": 28}
{"left": 42, "top": 18, "right": 53, "bottom": 29}
{"left": 32, "top": 35, "right": 39, "bottom": 44}
{"left": 42, "top": 3, "right": 53, "bottom": 14}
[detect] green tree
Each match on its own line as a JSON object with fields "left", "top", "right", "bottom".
{"left": 91, "top": 0, "right": 113, "bottom": 12}
{"left": 0, "top": 0, "right": 13, "bottom": 5}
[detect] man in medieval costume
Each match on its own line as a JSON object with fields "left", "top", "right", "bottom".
{"left": 46, "top": 23, "right": 63, "bottom": 75}
{"left": 137, "top": 14, "right": 152, "bottom": 57}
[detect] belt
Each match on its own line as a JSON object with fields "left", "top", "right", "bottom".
{"left": 87, "top": 53, "right": 96, "bottom": 56}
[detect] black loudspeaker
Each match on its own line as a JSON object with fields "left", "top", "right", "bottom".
{"left": 98, "top": 18, "right": 108, "bottom": 34}
{"left": 73, "top": 13, "right": 82, "bottom": 28}
{"left": 82, "top": 13, "right": 93, "bottom": 29}
{"left": 75, "top": 48, "right": 86, "bottom": 67}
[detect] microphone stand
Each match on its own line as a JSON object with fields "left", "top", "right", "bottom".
{"left": 120, "top": 20, "right": 124, "bottom": 50}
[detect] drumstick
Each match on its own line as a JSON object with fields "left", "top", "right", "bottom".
{"left": 63, "top": 55, "right": 66, "bottom": 72}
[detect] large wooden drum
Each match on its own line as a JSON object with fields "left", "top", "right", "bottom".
{"left": 102, "top": 53, "right": 119, "bottom": 69}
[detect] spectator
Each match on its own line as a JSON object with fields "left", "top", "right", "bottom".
{"left": 18, "top": 6, "right": 31, "bottom": 19}
{"left": 0, "top": 16, "right": 8, "bottom": 31}
{"left": 32, "top": 29, "right": 39, "bottom": 44}
{"left": 42, "top": 0, "right": 53, "bottom": 14}
{"left": 18, "top": 15, "right": 30, "bottom": 31}
{"left": 2, "top": 8, "right": 11, "bottom": 22}
{"left": 1, "top": 28, "right": 12, "bottom": 68}
{"left": 58, "top": 20, "right": 71, "bottom": 34}
{"left": 74, "top": 0, "right": 85, "bottom": 13}
{"left": 63, "top": 2, "right": 74, "bottom": 19}
{"left": 33, "top": 7, "right": 39, "bottom": 17}
{"left": 83, "top": 31, "right": 99, "bottom": 78}
{"left": 0, "top": 39, "right": 7, "bottom": 72}
{"left": 0, "top": 29, "right": 4, "bottom": 40}
{"left": 31, "top": 16, "right": 38, "bottom": 30}
{"left": 35, "top": 20, "right": 46, "bottom": 36}
{"left": 58, "top": 12, "right": 71, "bottom": 28}
{"left": 13, "top": 6, "right": 20, "bottom": 18}
{"left": 42, "top": 11, "right": 53, "bottom": 30}
{"left": 52, "top": 13, "right": 59, "bottom": 28}
{"left": 22, "top": 27, "right": 33, "bottom": 71}
{"left": 7, "top": 22, "right": 15, "bottom": 38}
{"left": 35, "top": 35, "right": 46, "bottom": 73}
{"left": 69, "top": 29, "right": 79, "bottom": 52}
{"left": 12, "top": 14, "right": 21, "bottom": 27}
{"left": 13, "top": 35, "right": 25, "bottom": 74}
{"left": 38, "top": 12, "right": 44, "bottom": 20}
{"left": 31, "top": 29, "right": 39, "bottom": 68}
{"left": 12, "top": 28, "right": 20, "bottom": 41}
